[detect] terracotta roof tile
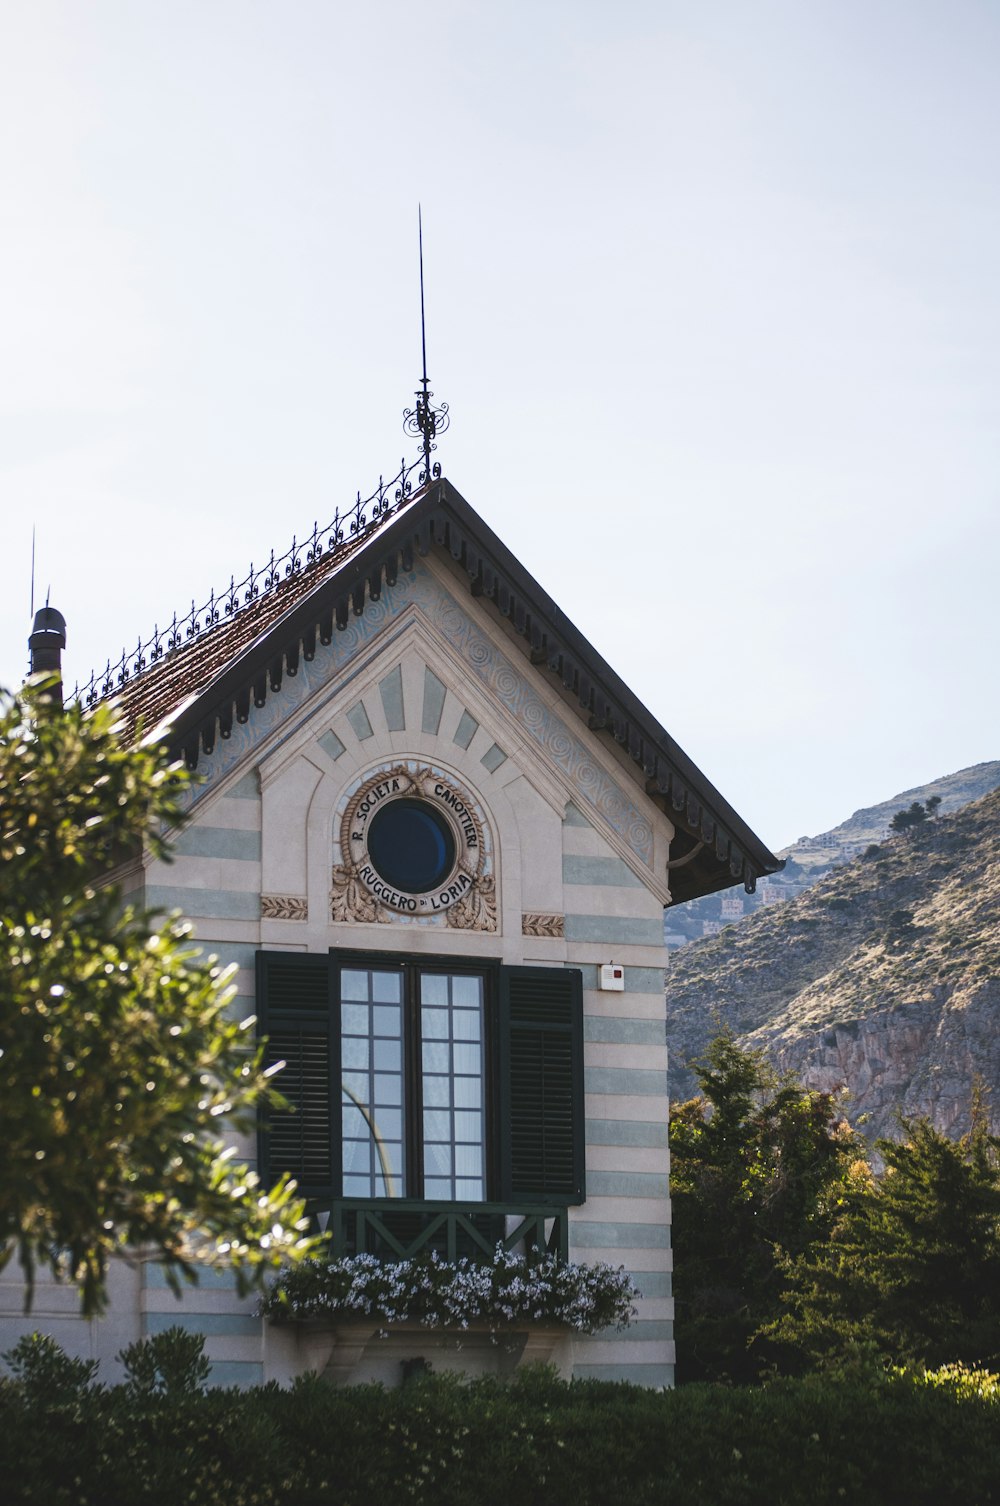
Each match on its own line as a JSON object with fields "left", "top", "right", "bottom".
{"left": 85, "top": 490, "right": 422, "bottom": 743}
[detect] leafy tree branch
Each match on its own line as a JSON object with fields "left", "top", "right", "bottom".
{"left": 0, "top": 682, "right": 320, "bottom": 1315}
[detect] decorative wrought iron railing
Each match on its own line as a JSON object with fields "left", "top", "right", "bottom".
{"left": 70, "top": 452, "right": 435, "bottom": 710}
{"left": 324, "top": 1199, "right": 569, "bottom": 1263}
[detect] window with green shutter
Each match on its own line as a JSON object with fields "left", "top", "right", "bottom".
{"left": 255, "top": 952, "right": 339, "bottom": 1201}
{"left": 498, "top": 965, "right": 585, "bottom": 1203}
{"left": 256, "top": 950, "right": 585, "bottom": 1207}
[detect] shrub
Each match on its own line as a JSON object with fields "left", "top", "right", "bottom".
{"left": 1, "top": 1332, "right": 99, "bottom": 1402}
{"left": 118, "top": 1326, "right": 211, "bottom": 1396}
{"left": 895, "top": 1361, "right": 1000, "bottom": 1402}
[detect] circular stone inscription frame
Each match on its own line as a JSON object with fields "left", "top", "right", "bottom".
{"left": 331, "top": 764, "right": 497, "bottom": 931}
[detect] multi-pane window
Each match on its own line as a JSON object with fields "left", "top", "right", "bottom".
{"left": 341, "top": 967, "right": 407, "bottom": 1197}
{"left": 257, "top": 950, "right": 585, "bottom": 1207}
{"left": 338, "top": 964, "right": 487, "bottom": 1200}
{"left": 420, "top": 971, "right": 485, "bottom": 1200}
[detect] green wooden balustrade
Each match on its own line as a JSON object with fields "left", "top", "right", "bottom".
{"left": 322, "top": 1199, "right": 569, "bottom": 1262}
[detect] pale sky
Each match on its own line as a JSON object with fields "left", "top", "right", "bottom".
{"left": 2, "top": 0, "right": 997, "bottom": 852}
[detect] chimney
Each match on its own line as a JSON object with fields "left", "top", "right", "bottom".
{"left": 28, "top": 605, "right": 67, "bottom": 708}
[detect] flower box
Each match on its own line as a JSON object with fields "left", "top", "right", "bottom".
{"left": 279, "top": 1315, "right": 574, "bottom": 1387}
{"left": 261, "top": 1246, "right": 638, "bottom": 1385}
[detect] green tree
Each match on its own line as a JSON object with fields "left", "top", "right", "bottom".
{"left": 889, "top": 800, "right": 929, "bottom": 835}
{"left": 669, "top": 1032, "right": 862, "bottom": 1383}
{"left": 764, "top": 1115, "right": 1000, "bottom": 1373}
{"left": 0, "top": 682, "right": 319, "bottom": 1314}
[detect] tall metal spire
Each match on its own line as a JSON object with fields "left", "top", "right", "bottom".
{"left": 403, "top": 206, "right": 449, "bottom": 484}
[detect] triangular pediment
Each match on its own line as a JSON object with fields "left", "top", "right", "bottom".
{"left": 189, "top": 591, "right": 671, "bottom": 906}
{"left": 99, "top": 478, "right": 779, "bottom": 902}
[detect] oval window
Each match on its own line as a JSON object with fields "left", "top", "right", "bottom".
{"left": 366, "top": 798, "right": 456, "bottom": 894}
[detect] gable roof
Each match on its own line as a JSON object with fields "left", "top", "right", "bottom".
{"left": 88, "top": 476, "right": 781, "bottom": 904}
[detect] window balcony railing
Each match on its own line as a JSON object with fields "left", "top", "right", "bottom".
{"left": 322, "top": 1199, "right": 569, "bottom": 1263}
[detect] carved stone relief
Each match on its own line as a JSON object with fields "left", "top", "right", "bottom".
{"left": 331, "top": 761, "right": 497, "bottom": 932}
{"left": 261, "top": 894, "right": 309, "bottom": 921}
{"left": 521, "top": 913, "right": 565, "bottom": 938}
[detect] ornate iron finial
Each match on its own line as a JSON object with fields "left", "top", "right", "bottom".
{"left": 403, "top": 206, "right": 449, "bottom": 485}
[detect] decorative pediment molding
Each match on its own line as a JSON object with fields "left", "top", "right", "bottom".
{"left": 185, "top": 602, "right": 670, "bottom": 898}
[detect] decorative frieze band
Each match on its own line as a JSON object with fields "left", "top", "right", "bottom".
{"left": 522, "top": 912, "right": 565, "bottom": 938}
{"left": 262, "top": 894, "right": 309, "bottom": 921}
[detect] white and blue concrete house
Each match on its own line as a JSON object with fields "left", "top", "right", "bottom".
{"left": 4, "top": 471, "right": 779, "bottom": 1388}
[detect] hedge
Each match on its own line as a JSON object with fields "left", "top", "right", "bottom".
{"left": 0, "top": 1359, "right": 997, "bottom": 1505}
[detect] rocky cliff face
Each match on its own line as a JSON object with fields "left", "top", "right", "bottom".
{"left": 666, "top": 787, "right": 1000, "bottom": 1143}
{"left": 665, "top": 760, "right": 1000, "bottom": 950}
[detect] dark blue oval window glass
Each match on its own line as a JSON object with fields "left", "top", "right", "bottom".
{"left": 367, "top": 798, "right": 456, "bottom": 893}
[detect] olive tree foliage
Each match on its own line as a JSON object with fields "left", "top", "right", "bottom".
{"left": 0, "top": 682, "right": 319, "bottom": 1314}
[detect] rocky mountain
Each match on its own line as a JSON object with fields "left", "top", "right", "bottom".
{"left": 665, "top": 760, "right": 1000, "bottom": 951}
{"left": 665, "top": 785, "right": 1000, "bottom": 1144}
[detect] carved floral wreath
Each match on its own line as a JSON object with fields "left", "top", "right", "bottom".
{"left": 331, "top": 763, "right": 496, "bottom": 932}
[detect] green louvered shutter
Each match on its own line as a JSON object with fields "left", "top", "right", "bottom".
{"left": 256, "top": 951, "right": 338, "bottom": 1200}
{"left": 498, "top": 965, "right": 585, "bottom": 1204}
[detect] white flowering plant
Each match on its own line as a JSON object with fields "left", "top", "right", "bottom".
{"left": 261, "top": 1245, "right": 638, "bottom": 1334}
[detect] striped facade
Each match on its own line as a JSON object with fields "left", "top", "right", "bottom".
{"left": 3, "top": 550, "right": 678, "bottom": 1386}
